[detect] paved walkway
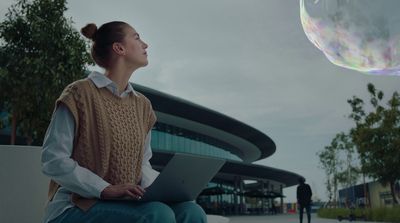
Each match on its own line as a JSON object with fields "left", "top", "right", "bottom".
{"left": 227, "top": 213, "right": 375, "bottom": 223}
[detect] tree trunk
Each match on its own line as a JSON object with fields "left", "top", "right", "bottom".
{"left": 390, "top": 181, "right": 398, "bottom": 205}
{"left": 10, "top": 112, "right": 16, "bottom": 145}
{"left": 363, "top": 173, "right": 370, "bottom": 208}
{"left": 26, "top": 135, "right": 33, "bottom": 145}
{"left": 327, "top": 176, "right": 333, "bottom": 206}
{"left": 334, "top": 176, "right": 338, "bottom": 208}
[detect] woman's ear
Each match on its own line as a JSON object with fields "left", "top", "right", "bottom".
{"left": 112, "top": 42, "right": 126, "bottom": 56}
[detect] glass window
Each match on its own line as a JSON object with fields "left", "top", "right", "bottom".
{"left": 150, "top": 123, "right": 242, "bottom": 161}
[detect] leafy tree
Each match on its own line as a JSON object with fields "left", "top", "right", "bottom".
{"left": 348, "top": 83, "right": 400, "bottom": 205}
{"left": 333, "top": 133, "right": 361, "bottom": 207}
{"left": 318, "top": 132, "right": 360, "bottom": 207}
{"left": 0, "top": 48, "right": 8, "bottom": 130}
{"left": 318, "top": 138, "right": 342, "bottom": 207}
{"left": 0, "top": 0, "right": 93, "bottom": 144}
{"left": 334, "top": 132, "right": 360, "bottom": 190}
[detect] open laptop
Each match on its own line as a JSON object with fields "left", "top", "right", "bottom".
{"left": 137, "top": 153, "right": 225, "bottom": 203}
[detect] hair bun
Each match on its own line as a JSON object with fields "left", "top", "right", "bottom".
{"left": 81, "top": 23, "right": 97, "bottom": 41}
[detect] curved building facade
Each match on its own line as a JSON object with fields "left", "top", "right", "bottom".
{"left": 134, "top": 84, "right": 302, "bottom": 215}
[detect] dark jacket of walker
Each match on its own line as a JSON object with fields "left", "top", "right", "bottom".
{"left": 297, "top": 184, "right": 312, "bottom": 206}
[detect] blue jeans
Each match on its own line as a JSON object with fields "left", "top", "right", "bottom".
{"left": 299, "top": 204, "right": 311, "bottom": 223}
{"left": 50, "top": 200, "right": 207, "bottom": 223}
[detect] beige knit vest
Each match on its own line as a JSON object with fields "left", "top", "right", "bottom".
{"left": 47, "top": 78, "right": 157, "bottom": 211}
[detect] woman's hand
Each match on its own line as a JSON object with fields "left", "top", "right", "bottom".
{"left": 100, "top": 183, "right": 145, "bottom": 200}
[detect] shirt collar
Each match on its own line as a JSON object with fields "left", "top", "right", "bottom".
{"left": 88, "top": 71, "right": 138, "bottom": 97}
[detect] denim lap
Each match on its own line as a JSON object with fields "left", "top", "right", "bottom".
{"left": 170, "top": 201, "right": 207, "bottom": 223}
{"left": 51, "top": 200, "right": 206, "bottom": 223}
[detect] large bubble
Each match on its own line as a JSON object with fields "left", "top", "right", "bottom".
{"left": 300, "top": 0, "right": 400, "bottom": 76}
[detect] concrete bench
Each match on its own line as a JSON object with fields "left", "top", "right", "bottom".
{"left": 0, "top": 145, "right": 229, "bottom": 223}
{"left": 0, "top": 145, "right": 48, "bottom": 223}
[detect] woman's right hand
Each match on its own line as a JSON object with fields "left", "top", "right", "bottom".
{"left": 100, "top": 184, "right": 145, "bottom": 200}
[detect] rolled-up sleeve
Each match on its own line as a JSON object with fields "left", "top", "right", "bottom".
{"left": 41, "top": 104, "right": 110, "bottom": 198}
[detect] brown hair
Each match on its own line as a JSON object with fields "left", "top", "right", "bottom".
{"left": 81, "top": 21, "right": 130, "bottom": 68}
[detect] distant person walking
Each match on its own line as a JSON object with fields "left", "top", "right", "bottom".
{"left": 297, "top": 177, "right": 312, "bottom": 223}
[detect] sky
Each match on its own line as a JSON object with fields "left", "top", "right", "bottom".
{"left": 1, "top": 0, "right": 400, "bottom": 203}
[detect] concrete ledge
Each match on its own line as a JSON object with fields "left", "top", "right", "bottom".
{"left": 207, "top": 215, "right": 230, "bottom": 223}
{"left": 0, "top": 145, "right": 48, "bottom": 223}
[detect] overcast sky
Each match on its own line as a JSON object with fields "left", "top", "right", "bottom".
{"left": 2, "top": 0, "right": 400, "bottom": 202}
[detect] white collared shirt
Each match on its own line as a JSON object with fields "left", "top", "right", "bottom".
{"left": 41, "top": 71, "right": 159, "bottom": 223}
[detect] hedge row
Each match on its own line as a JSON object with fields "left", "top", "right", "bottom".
{"left": 317, "top": 207, "right": 400, "bottom": 222}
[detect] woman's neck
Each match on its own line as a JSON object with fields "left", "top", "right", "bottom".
{"left": 105, "top": 65, "right": 136, "bottom": 94}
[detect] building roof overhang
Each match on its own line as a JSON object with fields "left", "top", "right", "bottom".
{"left": 133, "top": 83, "right": 276, "bottom": 162}
{"left": 150, "top": 151, "right": 301, "bottom": 188}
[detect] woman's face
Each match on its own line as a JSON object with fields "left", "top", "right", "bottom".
{"left": 120, "top": 26, "right": 149, "bottom": 68}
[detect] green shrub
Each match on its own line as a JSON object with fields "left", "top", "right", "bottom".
{"left": 318, "top": 207, "right": 400, "bottom": 222}
{"left": 371, "top": 208, "right": 387, "bottom": 221}
{"left": 318, "top": 208, "right": 350, "bottom": 219}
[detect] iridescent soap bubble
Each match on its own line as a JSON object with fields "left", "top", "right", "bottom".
{"left": 300, "top": 0, "right": 400, "bottom": 76}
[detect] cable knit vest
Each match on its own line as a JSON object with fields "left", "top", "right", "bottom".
{"left": 47, "top": 78, "right": 157, "bottom": 211}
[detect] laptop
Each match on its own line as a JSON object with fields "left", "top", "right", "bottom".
{"left": 137, "top": 153, "right": 225, "bottom": 203}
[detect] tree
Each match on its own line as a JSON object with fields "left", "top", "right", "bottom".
{"left": 0, "top": 0, "right": 93, "bottom": 144}
{"left": 333, "top": 133, "right": 360, "bottom": 190}
{"left": 318, "top": 137, "right": 341, "bottom": 207}
{"left": 348, "top": 83, "right": 400, "bottom": 205}
{"left": 333, "top": 132, "right": 360, "bottom": 207}
{"left": 0, "top": 47, "right": 8, "bottom": 130}
{"left": 318, "top": 132, "right": 360, "bottom": 207}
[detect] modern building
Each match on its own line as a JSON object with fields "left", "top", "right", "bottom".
{"left": 0, "top": 83, "right": 302, "bottom": 215}
{"left": 134, "top": 84, "right": 301, "bottom": 215}
{"left": 339, "top": 181, "right": 400, "bottom": 208}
